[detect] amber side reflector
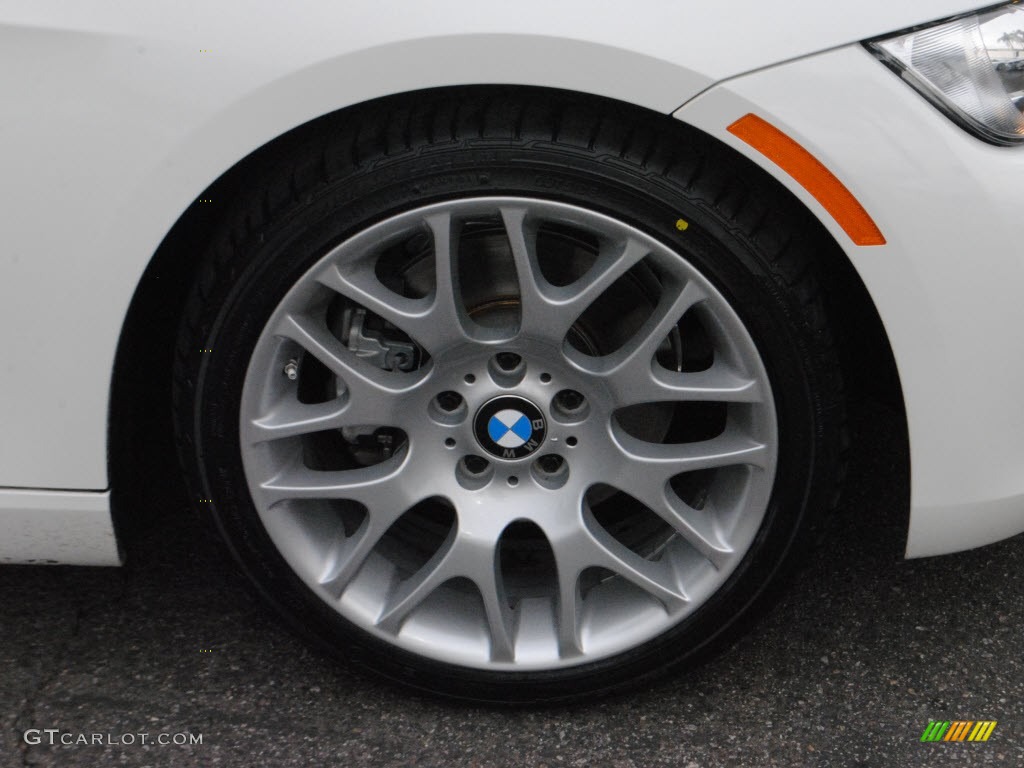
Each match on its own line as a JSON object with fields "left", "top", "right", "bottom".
{"left": 727, "top": 113, "right": 886, "bottom": 246}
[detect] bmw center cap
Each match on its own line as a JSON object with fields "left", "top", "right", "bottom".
{"left": 474, "top": 396, "right": 547, "bottom": 459}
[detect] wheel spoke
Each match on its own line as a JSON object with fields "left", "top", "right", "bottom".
{"left": 311, "top": 213, "right": 477, "bottom": 355}
{"left": 552, "top": 518, "right": 688, "bottom": 612}
{"left": 257, "top": 450, "right": 412, "bottom": 508}
{"left": 316, "top": 262, "right": 432, "bottom": 339}
{"left": 607, "top": 360, "right": 764, "bottom": 407}
{"left": 550, "top": 237, "right": 650, "bottom": 332}
{"left": 542, "top": 522, "right": 587, "bottom": 658}
{"left": 599, "top": 426, "right": 766, "bottom": 567}
{"left": 244, "top": 397, "right": 350, "bottom": 443}
{"left": 500, "top": 206, "right": 548, "bottom": 337}
{"left": 260, "top": 453, "right": 423, "bottom": 593}
{"left": 317, "top": 511, "right": 403, "bottom": 598}
{"left": 472, "top": 552, "right": 516, "bottom": 663}
{"left": 607, "top": 471, "right": 733, "bottom": 569}
{"left": 417, "top": 211, "right": 476, "bottom": 351}
{"left": 612, "top": 425, "right": 769, "bottom": 476}
{"left": 555, "top": 567, "right": 584, "bottom": 659}
{"left": 569, "top": 279, "right": 706, "bottom": 376}
{"left": 502, "top": 205, "right": 651, "bottom": 343}
{"left": 373, "top": 519, "right": 515, "bottom": 660}
{"left": 543, "top": 513, "right": 687, "bottom": 653}
{"left": 375, "top": 526, "right": 460, "bottom": 633}
{"left": 585, "top": 519, "right": 688, "bottom": 610}
{"left": 244, "top": 386, "right": 402, "bottom": 443}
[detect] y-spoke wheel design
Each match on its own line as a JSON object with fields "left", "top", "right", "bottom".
{"left": 175, "top": 90, "right": 845, "bottom": 701}
{"left": 239, "top": 197, "right": 776, "bottom": 670}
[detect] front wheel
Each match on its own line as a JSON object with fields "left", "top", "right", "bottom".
{"left": 173, "top": 90, "right": 845, "bottom": 703}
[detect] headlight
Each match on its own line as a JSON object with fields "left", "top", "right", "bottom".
{"left": 866, "top": 2, "right": 1024, "bottom": 145}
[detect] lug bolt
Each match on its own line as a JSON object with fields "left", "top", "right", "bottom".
{"left": 464, "top": 455, "right": 489, "bottom": 474}
{"left": 495, "top": 352, "right": 522, "bottom": 371}
{"left": 283, "top": 359, "right": 299, "bottom": 380}
{"left": 537, "top": 454, "right": 564, "bottom": 473}
{"left": 436, "top": 391, "right": 463, "bottom": 412}
{"left": 555, "top": 389, "right": 585, "bottom": 411}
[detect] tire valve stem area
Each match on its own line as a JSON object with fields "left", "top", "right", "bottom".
{"left": 283, "top": 359, "right": 299, "bottom": 380}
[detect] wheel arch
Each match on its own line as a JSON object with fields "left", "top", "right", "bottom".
{"left": 108, "top": 85, "right": 908, "bottom": 544}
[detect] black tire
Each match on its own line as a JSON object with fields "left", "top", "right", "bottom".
{"left": 173, "top": 88, "right": 846, "bottom": 703}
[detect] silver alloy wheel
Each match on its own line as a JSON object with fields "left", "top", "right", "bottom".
{"left": 239, "top": 196, "right": 777, "bottom": 670}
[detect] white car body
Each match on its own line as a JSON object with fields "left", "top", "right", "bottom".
{"left": 1, "top": 0, "right": 1021, "bottom": 565}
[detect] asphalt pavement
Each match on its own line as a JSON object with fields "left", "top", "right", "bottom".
{"left": 3, "top": 398, "right": 1023, "bottom": 767}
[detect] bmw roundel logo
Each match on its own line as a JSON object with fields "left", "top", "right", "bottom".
{"left": 474, "top": 396, "right": 547, "bottom": 459}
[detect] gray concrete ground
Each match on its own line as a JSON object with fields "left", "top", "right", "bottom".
{"left": 2, "top": 399, "right": 1022, "bottom": 767}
